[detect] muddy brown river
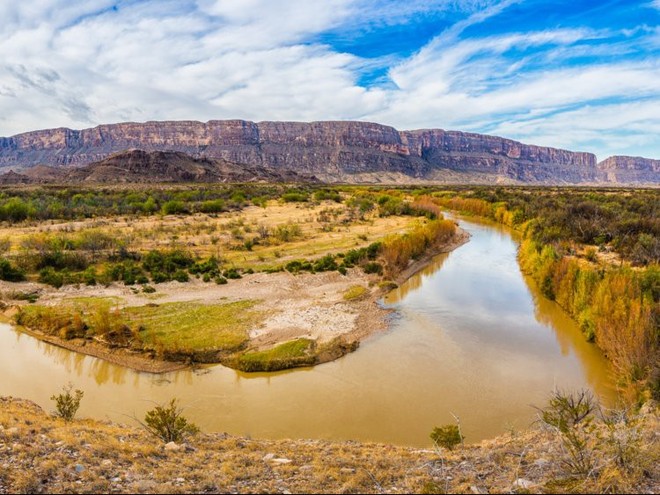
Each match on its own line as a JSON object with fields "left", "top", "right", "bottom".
{"left": 0, "top": 216, "right": 615, "bottom": 446}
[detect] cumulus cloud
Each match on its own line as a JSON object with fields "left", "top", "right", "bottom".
{"left": 0, "top": 0, "right": 658, "bottom": 159}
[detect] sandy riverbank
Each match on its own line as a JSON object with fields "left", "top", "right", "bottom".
{"left": 1, "top": 228, "right": 469, "bottom": 373}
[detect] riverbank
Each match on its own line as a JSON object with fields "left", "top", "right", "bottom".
{"left": 1, "top": 227, "right": 469, "bottom": 374}
{"left": 1, "top": 396, "right": 657, "bottom": 494}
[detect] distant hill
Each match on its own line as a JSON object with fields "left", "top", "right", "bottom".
{"left": 0, "top": 120, "right": 657, "bottom": 185}
{"left": 0, "top": 149, "right": 317, "bottom": 184}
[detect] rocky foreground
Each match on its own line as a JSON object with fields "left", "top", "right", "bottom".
{"left": 0, "top": 397, "right": 657, "bottom": 494}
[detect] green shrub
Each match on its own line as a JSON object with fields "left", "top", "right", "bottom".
{"left": 313, "top": 254, "right": 337, "bottom": 272}
{"left": 0, "top": 258, "right": 25, "bottom": 282}
{"left": 223, "top": 268, "right": 242, "bottom": 279}
{"left": 282, "top": 192, "right": 309, "bottom": 203}
{"left": 537, "top": 389, "right": 597, "bottom": 474}
{"left": 274, "top": 223, "right": 303, "bottom": 242}
{"left": 430, "top": 424, "right": 463, "bottom": 450}
{"left": 161, "top": 200, "right": 188, "bottom": 215}
{"left": 51, "top": 384, "right": 84, "bottom": 422}
{"left": 198, "top": 199, "right": 225, "bottom": 213}
{"left": 39, "top": 267, "right": 65, "bottom": 288}
{"left": 363, "top": 262, "right": 383, "bottom": 275}
{"left": 314, "top": 190, "right": 341, "bottom": 202}
{"left": 143, "top": 399, "right": 199, "bottom": 443}
{"left": 172, "top": 270, "right": 189, "bottom": 283}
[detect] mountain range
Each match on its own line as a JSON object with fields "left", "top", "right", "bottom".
{"left": 0, "top": 120, "right": 657, "bottom": 185}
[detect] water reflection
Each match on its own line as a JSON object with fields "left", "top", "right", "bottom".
{"left": 0, "top": 216, "right": 615, "bottom": 446}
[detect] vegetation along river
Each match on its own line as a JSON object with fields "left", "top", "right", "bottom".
{"left": 0, "top": 216, "right": 615, "bottom": 447}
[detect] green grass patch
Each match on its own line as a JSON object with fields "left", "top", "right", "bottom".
{"left": 343, "top": 285, "right": 368, "bottom": 301}
{"left": 377, "top": 280, "right": 398, "bottom": 291}
{"left": 235, "top": 338, "right": 316, "bottom": 372}
{"left": 125, "top": 300, "right": 260, "bottom": 354}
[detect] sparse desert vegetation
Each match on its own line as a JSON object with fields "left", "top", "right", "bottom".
{"left": 0, "top": 393, "right": 657, "bottom": 494}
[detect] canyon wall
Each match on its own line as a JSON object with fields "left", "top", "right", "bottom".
{"left": 1, "top": 120, "right": 654, "bottom": 184}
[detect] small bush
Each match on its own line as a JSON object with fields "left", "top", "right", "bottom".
{"left": 223, "top": 268, "right": 242, "bottom": 279}
{"left": 281, "top": 192, "right": 309, "bottom": 203}
{"left": 430, "top": 424, "right": 463, "bottom": 450}
{"left": 51, "top": 383, "right": 84, "bottom": 421}
{"left": 0, "top": 258, "right": 25, "bottom": 282}
{"left": 172, "top": 269, "right": 189, "bottom": 283}
{"left": 343, "top": 285, "right": 368, "bottom": 301}
{"left": 143, "top": 399, "right": 199, "bottom": 443}
{"left": 537, "top": 389, "right": 597, "bottom": 474}
{"left": 363, "top": 262, "right": 383, "bottom": 275}
{"left": 161, "top": 200, "right": 188, "bottom": 215}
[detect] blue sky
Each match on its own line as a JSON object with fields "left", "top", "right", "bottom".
{"left": 0, "top": 0, "right": 658, "bottom": 160}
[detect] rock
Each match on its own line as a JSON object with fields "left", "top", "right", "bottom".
{"left": 175, "top": 477, "right": 186, "bottom": 483}
{"left": 3, "top": 119, "right": 651, "bottom": 185}
{"left": 639, "top": 400, "right": 657, "bottom": 416}
{"left": 270, "top": 458, "right": 292, "bottom": 465}
{"left": 101, "top": 459, "right": 113, "bottom": 467}
{"left": 74, "top": 464, "right": 85, "bottom": 473}
{"left": 597, "top": 156, "right": 660, "bottom": 184}
{"left": 533, "top": 458, "right": 550, "bottom": 468}
{"left": 262, "top": 453, "right": 275, "bottom": 461}
{"left": 111, "top": 477, "right": 122, "bottom": 483}
{"left": 134, "top": 480, "right": 157, "bottom": 492}
{"left": 513, "top": 478, "right": 534, "bottom": 489}
{"left": 164, "top": 441, "right": 181, "bottom": 451}
{"left": 340, "top": 468, "right": 356, "bottom": 474}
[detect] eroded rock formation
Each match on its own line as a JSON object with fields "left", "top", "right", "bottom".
{"left": 0, "top": 120, "right": 656, "bottom": 184}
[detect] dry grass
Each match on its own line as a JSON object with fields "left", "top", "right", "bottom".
{"left": 1, "top": 396, "right": 657, "bottom": 494}
{"left": 0, "top": 201, "right": 415, "bottom": 271}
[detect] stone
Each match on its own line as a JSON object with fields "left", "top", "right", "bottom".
{"left": 101, "top": 459, "right": 113, "bottom": 467}
{"left": 513, "top": 478, "right": 534, "bottom": 489}
{"left": 74, "top": 464, "right": 85, "bottom": 473}
{"left": 2, "top": 119, "right": 654, "bottom": 185}
{"left": 262, "top": 453, "right": 275, "bottom": 461}
{"left": 164, "top": 442, "right": 181, "bottom": 451}
{"left": 270, "top": 458, "right": 292, "bottom": 465}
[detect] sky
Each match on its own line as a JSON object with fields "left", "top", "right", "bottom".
{"left": 0, "top": 0, "right": 658, "bottom": 160}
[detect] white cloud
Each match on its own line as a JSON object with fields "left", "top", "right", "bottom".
{"left": 0, "top": 0, "right": 657, "bottom": 160}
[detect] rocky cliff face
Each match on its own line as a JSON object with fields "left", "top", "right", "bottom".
{"left": 0, "top": 120, "right": 653, "bottom": 184}
{"left": 0, "top": 150, "right": 315, "bottom": 184}
{"left": 597, "top": 156, "right": 660, "bottom": 184}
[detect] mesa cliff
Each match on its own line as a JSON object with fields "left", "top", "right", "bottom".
{"left": 0, "top": 120, "right": 657, "bottom": 184}
{"left": 596, "top": 155, "right": 660, "bottom": 184}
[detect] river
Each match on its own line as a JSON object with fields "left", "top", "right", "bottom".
{"left": 0, "top": 216, "right": 615, "bottom": 446}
